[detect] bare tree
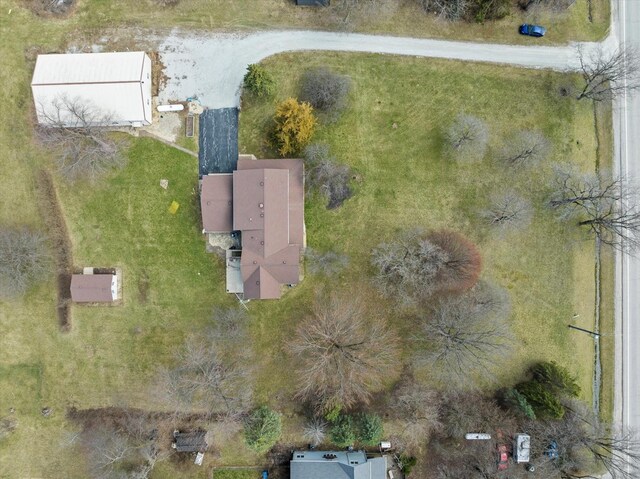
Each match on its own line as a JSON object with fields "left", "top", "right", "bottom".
{"left": 305, "top": 248, "right": 349, "bottom": 276}
{"left": 36, "top": 96, "right": 126, "bottom": 181}
{"left": 549, "top": 168, "right": 640, "bottom": 251}
{"left": 156, "top": 336, "right": 253, "bottom": 417}
{"left": 391, "top": 381, "right": 442, "bottom": 451}
{"left": 576, "top": 45, "right": 640, "bottom": 101}
{"left": 372, "top": 229, "right": 482, "bottom": 305}
{"left": 209, "top": 306, "right": 249, "bottom": 344}
{"left": 481, "top": 191, "right": 533, "bottom": 234}
{"left": 524, "top": 401, "right": 640, "bottom": 479}
{"left": 498, "top": 130, "right": 550, "bottom": 169}
{"left": 445, "top": 113, "right": 489, "bottom": 161}
{"left": 518, "top": 0, "right": 575, "bottom": 13}
{"left": 290, "top": 293, "right": 399, "bottom": 412}
{"left": 415, "top": 283, "right": 512, "bottom": 387}
{"left": 303, "top": 417, "right": 328, "bottom": 446}
{"left": 420, "top": 0, "right": 469, "bottom": 20}
{"left": 300, "top": 67, "right": 352, "bottom": 121}
{"left": 0, "top": 227, "right": 50, "bottom": 298}
{"left": 304, "top": 143, "right": 353, "bottom": 209}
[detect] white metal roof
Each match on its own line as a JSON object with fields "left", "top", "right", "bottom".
{"left": 31, "top": 52, "right": 152, "bottom": 126}
{"left": 32, "top": 52, "right": 147, "bottom": 85}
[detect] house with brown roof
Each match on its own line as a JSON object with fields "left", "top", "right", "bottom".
{"left": 200, "top": 155, "right": 305, "bottom": 300}
{"left": 70, "top": 273, "right": 118, "bottom": 303}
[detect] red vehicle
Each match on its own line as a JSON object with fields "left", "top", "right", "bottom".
{"left": 497, "top": 444, "right": 509, "bottom": 471}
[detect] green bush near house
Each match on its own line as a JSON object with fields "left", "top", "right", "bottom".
{"left": 244, "top": 406, "right": 282, "bottom": 453}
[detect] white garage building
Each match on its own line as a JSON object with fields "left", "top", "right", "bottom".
{"left": 31, "top": 51, "right": 152, "bottom": 127}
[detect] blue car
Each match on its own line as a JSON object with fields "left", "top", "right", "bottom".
{"left": 519, "top": 24, "right": 547, "bottom": 37}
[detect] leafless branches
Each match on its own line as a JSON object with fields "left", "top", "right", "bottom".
{"left": 391, "top": 381, "right": 442, "bottom": 451}
{"left": 576, "top": 45, "right": 640, "bottom": 101}
{"left": 414, "top": 282, "right": 512, "bottom": 387}
{"left": 304, "top": 248, "right": 349, "bottom": 276}
{"left": 372, "top": 229, "right": 482, "bottom": 305}
{"left": 549, "top": 168, "right": 640, "bottom": 251}
{"left": 290, "top": 293, "right": 399, "bottom": 413}
{"left": 481, "top": 191, "right": 533, "bottom": 234}
{"left": 0, "top": 227, "right": 50, "bottom": 298}
{"left": 498, "top": 130, "right": 550, "bottom": 169}
{"left": 300, "top": 67, "right": 352, "bottom": 122}
{"left": 420, "top": 0, "right": 469, "bottom": 21}
{"left": 524, "top": 402, "right": 640, "bottom": 479}
{"left": 303, "top": 417, "right": 328, "bottom": 446}
{"left": 36, "top": 96, "right": 126, "bottom": 181}
{"left": 304, "top": 143, "right": 353, "bottom": 209}
{"left": 445, "top": 113, "right": 489, "bottom": 161}
{"left": 155, "top": 336, "right": 253, "bottom": 418}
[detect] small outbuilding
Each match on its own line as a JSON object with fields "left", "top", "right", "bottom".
{"left": 31, "top": 51, "right": 152, "bottom": 127}
{"left": 172, "top": 430, "right": 207, "bottom": 453}
{"left": 70, "top": 273, "right": 117, "bottom": 303}
{"left": 514, "top": 433, "right": 531, "bottom": 463}
{"left": 296, "top": 0, "right": 330, "bottom": 5}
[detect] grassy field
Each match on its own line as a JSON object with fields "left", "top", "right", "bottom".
{"left": 239, "top": 51, "right": 610, "bottom": 401}
{"left": 0, "top": 2, "right": 614, "bottom": 478}
{"left": 11, "top": 0, "right": 609, "bottom": 44}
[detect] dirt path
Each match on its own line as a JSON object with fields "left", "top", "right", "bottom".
{"left": 34, "top": 169, "right": 73, "bottom": 332}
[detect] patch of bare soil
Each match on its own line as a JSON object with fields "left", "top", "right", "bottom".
{"left": 149, "top": 50, "right": 168, "bottom": 98}
{"left": 34, "top": 169, "right": 73, "bottom": 332}
{"left": 21, "top": 0, "right": 76, "bottom": 18}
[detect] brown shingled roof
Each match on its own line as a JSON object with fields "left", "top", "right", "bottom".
{"left": 200, "top": 157, "right": 304, "bottom": 300}
{"left": 200, "top": 174, "right": 233, "bottom": 233}
{"left": 70, "top": 274, "right": 116, "bottom": 303}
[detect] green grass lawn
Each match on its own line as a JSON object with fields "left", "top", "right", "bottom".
{"left": 0, "top": 3, "right": 613, "bottom": 478}
{"left": 239, "top": 51, "right": 607, "bottom": 401}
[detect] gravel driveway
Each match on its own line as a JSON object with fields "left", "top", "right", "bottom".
{"left": 157, "top": 30, "right": 615, "bottom": 109}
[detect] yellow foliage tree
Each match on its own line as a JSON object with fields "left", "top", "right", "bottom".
{"left": 273, "top": 98, "right": 316, "bottom": 156}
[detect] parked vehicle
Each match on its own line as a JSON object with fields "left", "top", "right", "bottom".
{"left": 262, "top": 471, "right": 268, "bottom": 479}
{"left": 497, "top": 444, "right": 509, "bottom": 471}
{"left": 519, "top": 24, "right": 547, "bottom": 37}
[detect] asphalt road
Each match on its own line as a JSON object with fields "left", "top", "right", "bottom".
{"left": 614, "top": 0, "right": 640, "bottom": 450}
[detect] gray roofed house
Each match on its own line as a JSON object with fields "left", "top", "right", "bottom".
{"left": 290, "top": 450, "right": 387, "bottom": 479}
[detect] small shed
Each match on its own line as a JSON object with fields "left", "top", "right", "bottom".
{"left": 296, "top": 0, "right": 330, "bottom": 5}
{"left": 70, "top": 274, "right": 117, "bottom": 303}
{"left": 172, "top": 430, "right": 208, "bottom": 453}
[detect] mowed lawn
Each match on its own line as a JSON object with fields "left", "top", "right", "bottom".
{"left": 239, "top": 52, "right": 605, "bottom": 401}
{"left": 0, "top": 9, "right": 611, "bottom": 479}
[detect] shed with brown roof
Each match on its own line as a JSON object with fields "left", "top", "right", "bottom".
{"left": 70, "top": 274, "right": 117, "bottom": 303}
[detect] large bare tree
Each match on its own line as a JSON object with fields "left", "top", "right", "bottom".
{"left": 414, "top": 282, "right": 512, "bottom": 387}
{"left": 498, "top": 130, "right": 550, "bottom": 170}
{"left": 0, "top": 227, "right": 49, "bottom": 298}
{"left": 445, "top": 113, "right": 489, "bottom": 161}
{"left": 481, "top": 191, "right": 533, "bottom": 234}
{"left": 549, "top": 168, "right": 640, "bottom": 251}
{"left": 290, "top": 293, "right": 399, "bottom": 413}
{"left": 36, "top": 96, "right": 126, "bottom": 181}
{"left": 156, "top": 336, "right": 253, "bottom": 418}
{"left": 372, "top": 229, "right": 482, "bottom": 305}
{"left": 576, "top": 45, "right": 640, "bottom": 101}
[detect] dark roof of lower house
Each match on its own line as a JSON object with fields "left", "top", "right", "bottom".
{"left": 200, "top": 174, "right": 233, "bottom": 232}
{"left": 173, "top": 430, "right": 207, "bottom": 453}
{"left": 290, "top": 451, "right": 386, "bottom": 479}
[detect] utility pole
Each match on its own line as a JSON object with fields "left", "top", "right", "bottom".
{"left": 567, "top": 324, "right": 600, "bottom": 339}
